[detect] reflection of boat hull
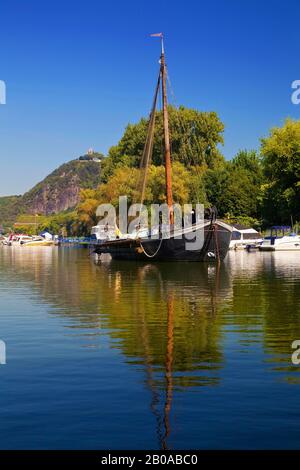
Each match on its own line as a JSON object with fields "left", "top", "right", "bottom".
{"left": 93, "top": 221, "right": 232, "bottom": 262}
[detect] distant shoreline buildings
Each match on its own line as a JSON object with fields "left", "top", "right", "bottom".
{"left": 78, "top": 148, "right": 103, "bottom": 163}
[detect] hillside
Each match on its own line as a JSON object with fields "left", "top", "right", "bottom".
{"left": 0, "top": 195, "right": 22, "bottom": 226}
{"left": 0, "top": 159, "right": 101, "bottom": 227}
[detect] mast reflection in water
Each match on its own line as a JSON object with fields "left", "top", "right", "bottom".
{"left": 0, "top": 247, "right": 300, "bottom": 449}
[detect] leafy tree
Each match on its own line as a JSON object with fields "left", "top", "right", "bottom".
{"left": 147, "top": 162, "right": 191, "bottom": 205}
{"left": 36, "top": 211, "right": 77, "bottom": 236}
{"left": 220, "top": 167, "right": 261, "bottom": 217}
{"left": 184, "top": 166, "right": 208, "bottom": 205}
{"left": 231, "top": 149, "right": 263, "bottom": 182}
{"left": 260, "top": 119, "right": 300, "bottom": 224}
{"left": 76, "top": 189, "right": 102, "bottom": 233}
{"left": 204, "top": 150, "right": 263, "bottom": 219}
{"left": 76, "top": 163, "right": 193, "bottom": 234}
{"left": 107, "top": 106, "right": 225, "bottom": 169}
{"left": 204, "top": 166, "right": 229, "bottom": 215}
{"left": 226, "top": 150, "right": 263, "bottom": 218}
{"left": 98, "top": 167, "right": 140, "bottom": 206}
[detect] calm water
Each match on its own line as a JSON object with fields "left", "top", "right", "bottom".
{"left": 0, "top": 247, "right": 300, "bottom": 449}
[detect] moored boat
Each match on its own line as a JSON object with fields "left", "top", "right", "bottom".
{"left": 259, "top": 226, "right": 300, "bottom": 251}
{"left": 2, "top": 234, "right": 55, "bottom": 247}
{"left": 5, "top": 234, "right": 33, "bottom": 246}
{"left": 229, "top": 225, "right": 263, "bottom": 250}
{"left": 92, "top": 35, "right": 232, "bottom": 262}
{"left": 94, "top": 218, "right": 232, "bottom": 262}
{"left": 21, "top": 236, "right": 55, "bottom": 247}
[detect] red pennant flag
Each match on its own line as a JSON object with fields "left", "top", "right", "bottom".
{"left": 150, "top": 33, "right": 163, "bottom": 37}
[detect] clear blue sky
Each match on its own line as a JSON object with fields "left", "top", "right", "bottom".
{"left": 0, "top": 0, "right": 299, "bottom": 196}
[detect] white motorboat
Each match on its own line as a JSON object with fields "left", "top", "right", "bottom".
{"left": 6, "top": 234, "right": 33, "bottom": 246}
{"left": 2, "top": 234, "right": 55, "bottom": 247}
{"left": 229, "top": 225, "right": 263, "bottom": 250}
{"left": 259, "top": 226, "right": 300, "bottom": 251}
{"left": 21, "top": 236, "right": 55, "bottom": 247}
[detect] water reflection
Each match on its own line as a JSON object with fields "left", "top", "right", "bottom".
{"left": 93, "top": 260, "right": 231, "bottom": 449}
{"left": 1, "top": 247, "right": 300, "bottom": 448}
{"left": 1, "top": 248, "right": 300, "bottom": 363}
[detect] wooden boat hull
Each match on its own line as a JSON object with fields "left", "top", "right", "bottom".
{"left": 93, "top": 221, "right": 232, "bottom": 262}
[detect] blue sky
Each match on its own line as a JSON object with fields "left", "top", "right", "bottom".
{"left": 0, "top": 0, "right": 299, "bottom": 196}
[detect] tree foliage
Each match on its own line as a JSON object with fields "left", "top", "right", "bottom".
{"left": 76, "top": 162, "right": 192, "bottom": 232}
{"left": 107, "top": 106, "right": 225, "bottom": 169}
{"left": 4, "top": 108, "right": 300, "bottom": 236}
{"left": 260, "top": 119, "right": 300, "bottom": 224}
{"left": 204, "top": 150, "right": 263, "bottom": 219}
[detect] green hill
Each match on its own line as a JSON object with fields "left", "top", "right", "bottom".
{"left": 0, "top": 158, "right": 102, "bottom": 229}
{"left": 0, "top": 195, "right": 22, "bottom": 227}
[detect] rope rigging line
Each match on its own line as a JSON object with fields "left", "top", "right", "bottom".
{"left": 138, "top": 237, "right": 164, "bottom": 258}
{"left": 136, "top": 69, "right": 161, "bottom": 208}
{"left": 166, "top": 71, "right": 207, "bottom": 172}
{"left": 165, "top": 71, "right": 212, "bottom": 207}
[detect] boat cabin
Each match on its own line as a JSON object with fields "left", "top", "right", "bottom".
{"left": 230, "top": 224, "right": 263, "bottom": 249}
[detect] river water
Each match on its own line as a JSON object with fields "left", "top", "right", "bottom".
{"left": 0, "top": 246, "right": 300, "bottom": 449}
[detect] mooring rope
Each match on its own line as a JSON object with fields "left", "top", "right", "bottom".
{"left": 138, "top": 208, "right": 219, "bottom": 260}
{"left": 139, "top": 237, "right": 164, "bottom": 258}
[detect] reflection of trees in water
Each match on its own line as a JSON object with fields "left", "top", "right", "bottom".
{"left": 1, "top": 248, "right": 300, "bottom": 445}
{"left": 0, "top": 247, "right": 231, "bottom": 377}
{"left": 0, "top": 247, "right": 232, "bottom": 449}
{"left": 111, "top": 262, "right": 230, "bottom": 450}
{"left": 1, "top": 248, "right": 300, "bottom": 367}
{"left": 225, "top": 251, "right": 300, "bottom": 365}
{"left": 103, "top": 261, "right": 231, "bottom": 387}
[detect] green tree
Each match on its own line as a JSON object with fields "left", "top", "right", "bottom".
{"left": 147, "top": 162, "right": 191, "bottom": 205}
{"left": 204, "top": 150, "right": 263, "bottom": 219}
{"left": 204, "top": 166, "right": 229, "bottom": 215}
{"left": 231, "top": 149, "right": 263, "bottom": 181}
{"left": 76, "top": 162, "right": 193, "bottom": 234}
{"left": 107, "top": 106, "right": 225, "bottom": 169}
{"left": 260, "top": 119, "right": 300, "bottom": 224}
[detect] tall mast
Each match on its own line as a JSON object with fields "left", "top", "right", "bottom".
{"left": 160, "top": 35, "right": 174, "bottom": 225}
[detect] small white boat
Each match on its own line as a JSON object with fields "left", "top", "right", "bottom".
{"left": 2, "top": 234, "right": 55, "bottom": 247}
{"left": 259, "top": 226, "right": 300, "bottom": 251}
{"left": 229, "top": 225, "right": 263, "bottom": 250}
{"left": 22, "top": 236, "right": 55, "bottom": 247}
{"left": 7, "top": 235, "right": 33, "bottom": 246}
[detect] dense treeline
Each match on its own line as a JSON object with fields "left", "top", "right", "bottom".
{"left": 73, "top": 108, "right": 299, "bottom": 235}
{"left": 14, "top": 108, "right": 298, "bottom": 236}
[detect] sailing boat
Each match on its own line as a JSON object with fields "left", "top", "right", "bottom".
{"left": 93, "top": 34, "right": 232, "bottom": 262}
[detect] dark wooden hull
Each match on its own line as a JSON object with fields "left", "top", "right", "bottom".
{"left": 92, "top": 221, "right": 232, "bottom": 262}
